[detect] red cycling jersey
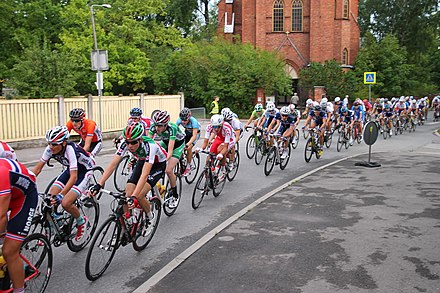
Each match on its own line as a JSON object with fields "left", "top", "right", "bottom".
{"left": 66, "top": 119, "right": 102, "bottom": 142}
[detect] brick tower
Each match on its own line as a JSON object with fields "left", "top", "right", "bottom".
{"left": 217, "top": 0, "right": 360, "bottom": 103}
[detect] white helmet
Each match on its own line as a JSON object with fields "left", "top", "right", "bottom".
{"left": 266, "top": 103, "right": 276, "bottom": 111}
{"left": 312, "top": 101, "right": 319, "bottom": 107}
{"left": 222, "top": 109, "right": 234, "bottom": 121}
{"left": 334, "top": 97, "right": 341, "bottom": 102}
{"left": 280, "top": 106, "right": 290, "bottom": 115}
{"left": 0, "top": 141, "right": 17, "bottom": 161}
{"left": 399, "top": 96, "right": 405, "bottom": 102}
{"left": 306, "top": 99, "right": 313, "bottom": 106}
{"left": 45, "top": 126, "right": 70, "bottom": 144}
{"left": 411, "top": 99, "right": 416, "bottom": 104}
{"left": 220, "top": 108, "right": 231, "bottom": 116}
{"left": 321, "top": 97, "right": 328, "bottom": 104}
{"left": 320, "top": 100, "right": 327, "bottom": 108}
{"left": 289, "top": 104, "right": 296, "bottom": 112}
{"left": 210, "top": 114, "right": 223, "bottom": 127}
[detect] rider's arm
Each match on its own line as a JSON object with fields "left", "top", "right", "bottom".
{"left": 83, "top": 136, "right": 93, "bottom": 152}
{"left": 200, "top": 138, "right": 209, "bottom": 150}
{"left": 82, "top": 121, "right": 96, "bottom": 152}
{"left": 244, "top": 113, "right": 254, "bottom": 128}
{"left": 167, "top": 139, "right": 175, "bottom": 161}
{"left": 32, "top": 161, "right": 45, "bottom": 177}
{"left": 267, "top": 118, "right": 277, "bottom": 132}
{"left": 186, "top": 128, "right": 198, "bottom": 146}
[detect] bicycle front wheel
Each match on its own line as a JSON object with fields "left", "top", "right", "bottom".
{"left": 67, "top": 197, "right": 100, "bottom": 252}
{"left": 245, "top": 135, "right": 256, "bottom": 159}
{"left": 336, "top": 132, "right": 343, "bottom": 152}
{"left": 304, "top": 138, "right": 313, "bottom": 163}
{"left": 254, "top": 141, "right": 265, "bottom": 165}
{"left": 163, "top": 174, "right": 182, "bottom": 217}
{"left": 279, "top": 144, "right": 291, "bottom": 170}
{"left": 21, "top": 233, "right": 53, "bottom": 293}
{"left": 192, "top": 170, "right": 209, "bottom": 209}
{"left": 85, "top": 216, "right": 121, "bottom": 281}
{"left": 213, "top": 169, "right": 226, "bottom": 197}
{"left": 184, "top": 152, "right": 200, "bottom": 184}
{"left": 227, "top": 151, "right": 240, "bottom": 181}
{"left": 113, "top": 155, "right": 132, "bottom": 192}
{"left": 291, "top": 129, "right": 299, "bottom": 149}
{"left": 325, "top": 133, "right": 333, "bottom": 148}
{"left": 264, "top": 147, "right": 276, "bottom": 176}
{"left": 133, "top": 198, "right": 161, "bottom": 251}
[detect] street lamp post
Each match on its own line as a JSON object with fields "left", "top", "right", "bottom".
{"left": 90, "top": 3, "right": 111, "bottom": 130}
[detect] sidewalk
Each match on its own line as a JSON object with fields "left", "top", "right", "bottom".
{"left": 137, "top": 151, "right": 440, "bottom": 293}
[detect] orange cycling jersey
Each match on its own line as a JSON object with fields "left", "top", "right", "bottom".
{"left": 66, "top": 119, "right": 102, "bottom": 142}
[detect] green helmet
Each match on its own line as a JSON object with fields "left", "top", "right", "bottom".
{"left": 122, "top": 122, "right": 144, "bottom": 140}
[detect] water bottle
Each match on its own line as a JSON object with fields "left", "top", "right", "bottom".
{"left": 0, "top": 254, "right": 6, "bottom": 279}
{"left": 132, "top": 207, "right": 141, "bottom": 224}
{"left": 124, "top": 212, "right": 133, "bottom": 226}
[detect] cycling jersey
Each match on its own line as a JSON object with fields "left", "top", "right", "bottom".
{"left": 250, "top": 109, "right": 265, "bottom": 120}
{"left": 0, "top": 141, "right": 17, "bottom": 161}
{"left": 274, "top": 113, "right": 295, "bottom": 134}
{"left": 0, "top": 158, "right": 38, "bottom": 242}
{"left": 324, "top": 102, "right": 334, "bottom": 114}
{"left": 341, "top": 111, "right": 354, "bottom": 123}
{"left": 227, "top": 117, "right": 243, "bottom": 132}
{"left": 66, "top": 119, "right": 102, "bottom": 143}
{"left": 417, "top": 101, "right": 427, "bottom": 109}
{"left": 40, "top": 142, "right": 95, "bottom": 171}
{"left": 116, "top": 136, "right": 167, "bottom": 164}
{"left": 176, "top": 116, "right": 201, "bottom": 132}
{"left": 308, "top": 110, "right": 327, "bottom": 126}
{"left": 382, "top": 109, "right": 394, "bottom": 118}
{"left": 351, "top": 106, "right": 364, "bottom": 120}
{"left": 262, "top": 109, "right": 279, "bottom": 128}
{"left": 205, "top": 122, "right": 235, "bottom": 153}
{"left": 149, "top": 122, "right": 186, "bottom": 148}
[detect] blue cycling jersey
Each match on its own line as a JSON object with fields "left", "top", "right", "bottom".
{"left": 176, "top": 116, "right": 201, "bottom": 131}
{"left": 351, "top": 106, "right": 364, "bottom": 120}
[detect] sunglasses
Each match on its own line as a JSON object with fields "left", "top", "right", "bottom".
{"left": 48, "top": 142, "right": 62, "bottom": 147}
{"left": 212, "top": 125, "right": 221, "bottom": 129}
{"left": 71, "top": 119, "right": 81, "bottom": 123}
{"left": 281, "top": 114, "right": 289, "bottom": 117}
{"left": 126, "top": 140, "right": 140, "bottom": 145}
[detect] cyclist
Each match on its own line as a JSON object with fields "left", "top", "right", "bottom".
{"left": 288, "top": 104, "right": 301, "bottom": 139}
{"left": 91, "top": 122, "right": 167, "bottom": 221}
{"left": 32, "top": 126, "right": 95, "bottom": 241}
{"left": 196, "top": 114, "right": 234, "bottom": 181}
{"left": 407, "top": 99, "right": 419, "bottom": 122}
{"left": 372, "top": 98, "right": 384, "bottom": 119}
{"left": 0, "top": 141, "right": 17, "bottom": 161}
{"left": 379, "top": 104, "right": 395, "bottom": 135}
{"left": 66, "top": 108, "right": 102, "bottom": 157}
{"left": 243, "top": 103, "right": 265, "bottom": 129}
{"left": 176, "top": 107, "right": 201, "bottom": 176}
{"left": 338, "top": 106, "right": 354, "bottom": 142}
{"left": 257, "top": 102, "right": 278, "bottom": 131}
{"left": 267, "top": 106, "right": 296, "bottom": 159}
{"left": 363, "top": 99, "right": 373, "bottom": 119}
{"left": 221, "top": 108, "right": 243, "bottom": 169}
{"left": 417, "top": 97, "right": 428, "bottom": 121}
{"left": 350, "top": 101, "right": 365, "bottom": 138}
{"left": 0, "top": 156, "right": 38, "bottom": 293}
{"left": 320, "top": 98, "right": 334, "bottom": 133}
{"left": 149, "top": 111, "right": 185, "bottom": 205}
{"left": 304, "top": 105, "right": 327, "bottom": 152}
{"left": 303, "top": 98, "right": 314, "bottom": 118}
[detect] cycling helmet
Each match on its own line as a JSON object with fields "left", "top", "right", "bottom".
{"left": 334, "top": 97, "right": 341, "bottom": 103}
{"left": 289, "top": 104, "right": 296, "bottom": 112}
{"left": 266, "top": 103, "right": 276, "bottom": 112}
{"left": 363, "top": 99, "right": 368, "bottom": 104}
{"left": 321, "top": 98, "right": 328, "bottom": 104}
{"left": 411, "top": 99, "right": 417, "bottom": 104}
{"left": 254, "top": 103, "right": 263, "bottom": 112}
{"left": 399, "top": 96, "right": 405, "bottom": 102}
{"left": 385, "top": 104, "right": 391, "bottom": 109}
{"left": 130, "top": 107, "right": 143, "bottom": 117}
{"left": 341, "top": 106, "right": 348, "bottom": 113}
{"left": 0, "top": 142, "right": 17, "bottom": 161}
{"left": 45, "top": 126, "right": 70, "bottom": 144}
{"left": 353, "top": 101, "right": 360, "bottom": 106}
{"left": 210, "top": 114, "right": 223, "bottom": 127}
{"left": 152, "top": 110, "right": 170, "bottom": 125}
{"left": 306, "top": 99, "right": 313, "bottom": 106}
{"left": 280, "top": 106, "right": 290, "bottom": 115}
{"left": 222, "top": 110, "right": 234, "bottom": 121}
{"left": 320, "top": 100, "right": 327, "bottom": 108}
{"left": 313, "top": 105, "right": 322, "bottom": 111}
{"left": 69, "top": 108, "right": 85, "bottom": 120}
{"left": 221, "top": 108, "right": 231, "bottom": 116}
{"left": 122, "top": 122, "right": 144, "bottom": 140}
{"left": 179, "top": 107, "right": 191, "bottom": 120}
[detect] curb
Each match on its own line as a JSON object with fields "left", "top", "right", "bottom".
{"left": 133, "top": 153, "right": 365, "bottom": 293}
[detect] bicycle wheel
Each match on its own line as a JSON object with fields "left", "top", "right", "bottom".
{"left": 356, "top": 128, "right": 362, "bottom": 144}
{"left": 30, "top": 215, "right": 52, "bottom": 243}
{"left": 67, "top": 197, "right": 100, "bottom": 252}
{"left": 254, "top": 140, "right": 265, "bottom": 165}
{"left": 85, "top": 216, "right": 121, "bottom": 281}
{"left": 90, "top": 166, "right": 104, "bottom": 198}
{"left": 20, "top": 233, "right": 53, "bottom": 293}
{"left": 192, "top": 170, "right": 209, "bottom": 209}
{"left": 279, "top": 144, "right": 291, "bottom": 170}
{"left": 213, "top": 168, "right": 226, "bottom": 197}
{"left": 325, "top": 132, "right": 333, "bottom": 148}
{"left": 303, "top": 128, "right": 309, "bottom": 139}
{"left": 344, "top": 132, "right": 350, "bottom": 149}
{"left": 163, "top": 174, "right": 182, "bottom": 216}
{"left": 133, "top": 198, "right": 161, "bottom": 251}
{"left": 245, "top": 135, "right": 256, "bottom": 159}
{"left": 411, "top": 121, "right": 416, "bottom": 132}
{"left": 113, "top": 155, "right": 132, "bottom": 192}
{"left": 304, "top": 138, "right": 313, "bottom": 163}
{"left": 291, "top": 129, "right": 299, "bottom": 149}
{"left": 264, "top": 147, "right": 276, "bottom": 176}
{"left": 227, "top": 151, "right": 240, "bottom": 181}
{"left": 184, "top": 152, "right": 200, "bottom": 184}
{"left": 44, "top": 176, "right": 57, "bottom": 194}
{"left": 336, "top": 132, "right": 343, "bottom": 152}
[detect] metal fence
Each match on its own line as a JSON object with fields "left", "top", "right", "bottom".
{"left": 0, "top": 93, "right": 184, "bottom": 142}
{"left": 189, "top": 107, "right": 206, "bottom": 119}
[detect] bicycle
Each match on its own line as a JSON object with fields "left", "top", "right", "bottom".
{"left": 254, "top": 131, "right": 270, "bottom": 166}
{"left": 408, "top": 113, "right": 417, "bottom": 132}
{"left": 302, "top": 125, "right": 310, "bottom": 139}
{"left": 191, "top": 151, "right": 227, "bottom": 209}
{"left": 351, "top": 120, "right": 363, "bottom": 144}
{"left": 264, "top": 133, "right": 291, "bottom": 176}
{"left": 178, "top": 148, "right": 200, "bottom": 185}
{"left": 31, "top": 166, "right": 103, "bottom": 252}
{"left": 336, "top": 123, "right": 350, "bottom": 152}
{"left": 289, "top": 128, "right": 300, "bottom": 149}
{"left": 304, "top": 128, "right": 323, "bottom": 163}
{"left": 0, "top": 233, "right": 52, "bottom": 293}
{"left": 85, "top": 187, "right": 162, "bottom": 281}
{"left": 112, "top": 140, "right": 136, "bottom": 193}
{"left": 394, "top": 116, "right": 403, "bottom": 135}
{"left": 226, "top": 147, "right": 240, "bottom": 181}
{"left": 323, "top": 129, "right": 333, "bottom": 148}
{"left": 160, "top": 161, "right": 183, "bottom": 217}
{"left": 382, "top": 117, "right": 392, "bottom": 139}
{"left": 244, "top": 126, "right": 262, "bottom": 159}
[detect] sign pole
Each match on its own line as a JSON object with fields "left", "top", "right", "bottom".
{"left": 368, "top": 84, "right": 371, "bottom": 103}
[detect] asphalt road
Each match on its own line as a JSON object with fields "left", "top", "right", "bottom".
{"left": 27, "top": 119, "right": 439, "bottom": 293}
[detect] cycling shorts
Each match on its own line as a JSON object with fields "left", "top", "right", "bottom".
{"left": 127, "top": 160, "right": 166, "bottom": 188}
{"left": 53, "top": 166, "right": 93, "bottom": 197}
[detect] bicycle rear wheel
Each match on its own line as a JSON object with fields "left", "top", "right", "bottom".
{"left": 20, "top": 233, "right": 53, "bottom": 293}
{"left": 336, "top": 132, "right": 343, "bottom": 152}
{"left": 133, "top": 198, "right": 161, "bottom": 251}
{"left": 213, "top": 169, "right": 226, "bottom": 197}
{"left": 279, "top": 144, "right": 291, "bottom": 170}
{"left": 226, "top": 151, "right": 240, "bottom": 181}
{"left": 67, "top": 197, "right": 100, "bottom": 252}
{"left": 163, "top": 175, "right": 182, "bottom": 216}
{"left": 192, "top": 170, "right": 209, "bottom": 209}
{"left": 264, "top": 147, "right": 276, "bottom": 176}
{"left": 85, "top": 216, "right": 121, "bottom": 281}
{"left": 184, "top": 152, "right": 200, "bottom": 184}
{"left": 304, "top": 138, "right": 313, "bottom": 163}
{"left": 245, "top": 135, "right": 256, "bottom": 159}
{"left": 325, "top": 132, "right": 333, "bottom": 148}
{"left": 113, "top": 155, "right": 132, "bottom": 192}
{"left": 291, "top": 129, "right": 299, "bottom": 149}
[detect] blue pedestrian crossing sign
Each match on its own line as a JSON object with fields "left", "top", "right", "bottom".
{"left": 364, "top": 72, "right": 376, "bottom": 84}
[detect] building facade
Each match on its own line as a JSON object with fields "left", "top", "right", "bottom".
{"left": 217, "top": 0, "right": 360, "bottom": 103}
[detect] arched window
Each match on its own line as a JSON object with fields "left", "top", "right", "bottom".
{"left": 291, "top": 0, "right": 303, "bottom": 32}
{"left": 342, "top": 48, "right": 349, "bottom": 64}
{"left": 343, "top": 0, "right": 349, "bottom": 19}
{"left": 273, "top": 0, "right": 284, "bottom": 32}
